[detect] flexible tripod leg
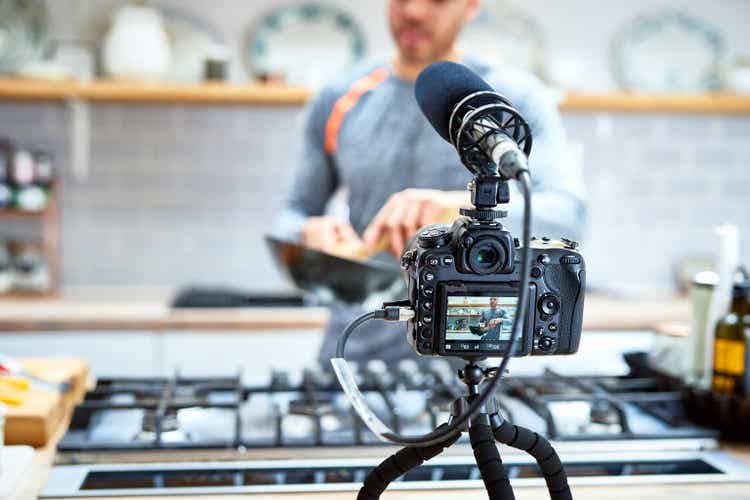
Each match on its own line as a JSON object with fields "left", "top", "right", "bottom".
{"left": 490, "top": 413, "right": 573, "bottom": 500}
{"left": 356, "top": 425, "right": 461, "bottom": 500}
{"left": 469, "top": 420, "right": 515, "bottom": 500}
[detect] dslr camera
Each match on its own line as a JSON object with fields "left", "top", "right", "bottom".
{"left": 400, "top": 204, "right": 585, "bottom": 358}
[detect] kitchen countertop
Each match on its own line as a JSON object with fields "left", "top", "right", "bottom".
{"left": 0, "top": 293, "right": 689, "bottom": 332}
{"left": 17, "top": 411, "right": 750, "bottom": 500}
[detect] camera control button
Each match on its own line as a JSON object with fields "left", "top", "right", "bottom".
{"left": 422, "top": 301, "right": 432, "bottom": 311}
{"left": 561, "top": 237, "right": 579, "bottom": 249}
{"left": 423, "top": 272, "right": 435, "bottom": 282}
{"left": 423, "top": 315, "right": 433, "bottom": 324}
{"left": 542, "top": 236, "right": 551, "bottom": 242}
{"left": 442, "top": 256, "right": 454, "bottom": 266}
{"left": 537, "top": 254, "right": 550, "bottom": 265}
{"left": 419, "top": 328, "right": 431, "bottom": 340}
{"left": 427, "top": 256, "right": 440, "bottom": 266}
{"left": 538, "top": 336, "right": 554, "bottom": 351}
{"left": 530, "top": 267, "right": 542, "bottom": 278}
{"left": 538, "top": 294, "right": 560, "bottom": 316}
{"left": 423, "top": 286, "right": 434, "bottom": 297}
{"left": 560, "top": 255, "right": 581, "bottom": 265}
{"left": 418, "top": 226, "right": 450, "bottom": 248}
{"left": 548, "top": 323, "right": 558, "bottom": 332}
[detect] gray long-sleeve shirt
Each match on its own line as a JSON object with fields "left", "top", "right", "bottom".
{"left": 275, "top": 56, "right": 587, "bottom": 363}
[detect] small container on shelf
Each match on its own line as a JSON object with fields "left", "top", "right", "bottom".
{"left": 0, "top": 140, "right": 11, "bottom": 209}
{"left": 0, "top": 242, "right": 12, "bottom": 294}
{"left": 9, "top": 241, "right": 51, "bottom": 294}
{"left": 9, "top": 149, "right": 34, "bottom": 188}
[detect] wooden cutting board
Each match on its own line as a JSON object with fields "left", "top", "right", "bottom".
{"left": 4, "top": 387, "right": 64, "bottom": 447}
{"left": 21, "top": 357, "right": 90, "bottom": 409}
{"left": 3, "top": 358, "right": 89, "bottom": 447}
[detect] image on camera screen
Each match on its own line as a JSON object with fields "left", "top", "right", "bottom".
{"left": 444, "top": 295, "right": 518, "bottom": 353}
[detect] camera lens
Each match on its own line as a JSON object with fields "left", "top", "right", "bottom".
{"left": 476, "top": 247, "right": 498, "bottom": 265}
{"left": 467, "top": 239, "right": 507, "bottom": 275}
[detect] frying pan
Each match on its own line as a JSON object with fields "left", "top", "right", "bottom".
{"left": 265, "top": 235, "right": 404, "bottom": 306}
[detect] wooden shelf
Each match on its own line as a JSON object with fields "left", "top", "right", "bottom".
{"left": 560, "top": 91, "right": 750, "bottom": 114}
{"left": 0, "top": 207, "right": 48, "bottom": 220}
{"left": 0, "top": 79, "right": 311, "bottom": 105}
{"left": 1, "top": 79, "right": 749, "bottom": 113}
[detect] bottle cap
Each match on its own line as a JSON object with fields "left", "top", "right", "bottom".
{"left": 732, "top": 267, "right": 750, "bottom": 298}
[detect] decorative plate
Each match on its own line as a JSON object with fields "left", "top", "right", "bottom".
{"left": 246, "top": 3, "right": 366, "bottom": 88}
{"left": 158, "top": 6, "right": 226, "bottom": 83}
{"left": 0, "top": 0, "right": 46, "bottom": 75}
{"left": 612, "top": 11, "right": 725, "bottom": 92}
{"left": 458, "top": 3, "right": 545, "bottom": 77}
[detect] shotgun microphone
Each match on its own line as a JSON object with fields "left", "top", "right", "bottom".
{"left": 415, "top": 61, "right": 532, "bottom": 181}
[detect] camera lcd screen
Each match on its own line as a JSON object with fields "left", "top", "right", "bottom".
{"left": 443, "top": 293, "right": 519, "bottom": 354}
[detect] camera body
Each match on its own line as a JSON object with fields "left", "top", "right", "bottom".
{"left": 400, "top": 217, "right": 585, "bottom": 359}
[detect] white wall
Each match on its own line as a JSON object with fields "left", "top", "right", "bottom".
{"left": 44, "top": 0, "right": 750, "bottom": 90}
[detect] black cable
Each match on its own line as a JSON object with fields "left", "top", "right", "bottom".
{"left": 469, "top": 422, "right": 515, "bottom": 500}
{"left": 356, "top": 424, "right": 461, "bottom": 500}
{"left": 336, "top": 311, "right": 379, "bottom": 358}
{"left": 490, "top": 413, "right": 572, "bottom": 500}
{"left": 335, "top": 171, "right": 532, "bottom": 447}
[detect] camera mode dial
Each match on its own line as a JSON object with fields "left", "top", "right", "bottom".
{"left": 418, "top": 225, "right": 451, "bottom": 248}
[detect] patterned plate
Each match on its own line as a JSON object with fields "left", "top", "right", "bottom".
{"left": 612, "top": 11, "right": 725, "bottom": 92}
{"left": 246, "top": 3, "right": 366, "bottom": 88}
{"left": 0, "top": 0, "right": 46, "bottom": 75}
{"left": 459, "top": 3, "right": 545, "bottom": 77}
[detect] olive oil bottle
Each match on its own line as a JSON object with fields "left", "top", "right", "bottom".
{"left": 711, "top": 269, "right": 750, "bottom": 396}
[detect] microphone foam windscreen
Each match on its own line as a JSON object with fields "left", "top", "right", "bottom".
{"left": 415, "top": 61, "right": 494, "bottom": 142}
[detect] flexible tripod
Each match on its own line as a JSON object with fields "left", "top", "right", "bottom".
{"left": 356, "top": 362, "right": 573, "bottom": 500}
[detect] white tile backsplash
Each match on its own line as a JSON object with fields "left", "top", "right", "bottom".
{"left": 1, "top": 103, "right": 748, "bottom": 295}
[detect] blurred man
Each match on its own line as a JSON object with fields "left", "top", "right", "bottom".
{"left": 478, "top": 297, "right": 507, "bottom": 341}
{"left": 277, "top": 0, "right": 586, "bottom": 363}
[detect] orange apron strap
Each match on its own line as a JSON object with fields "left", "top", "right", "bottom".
{"left": 324, "top": 67, "right": 390, "bottom": 155}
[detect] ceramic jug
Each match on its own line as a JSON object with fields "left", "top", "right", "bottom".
{"left": 102, "top": 4, "right": 171, "bottom": 80}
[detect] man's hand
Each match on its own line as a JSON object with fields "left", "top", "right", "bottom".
{"left": 363, "top": 189, "right": 467, "bottom": 258}
{"left": 301, "top": 216, "right": 365, "bottom": 256}
{"left": 488, "top": 318, "right": 503, "bottom": 328}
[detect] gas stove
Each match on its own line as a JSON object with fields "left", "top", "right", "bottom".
{"left": 57, "top": 354, "right": 716, "bottom": 457}
{"left": 44, "top": 352, "right": 750, "bottom": 497}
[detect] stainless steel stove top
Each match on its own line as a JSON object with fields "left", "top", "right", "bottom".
{"left": 57, "top": 354, "right": 716, "bottom": 456}
{"left": 44, "top": 350, "right": 750, "bottom": 497}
